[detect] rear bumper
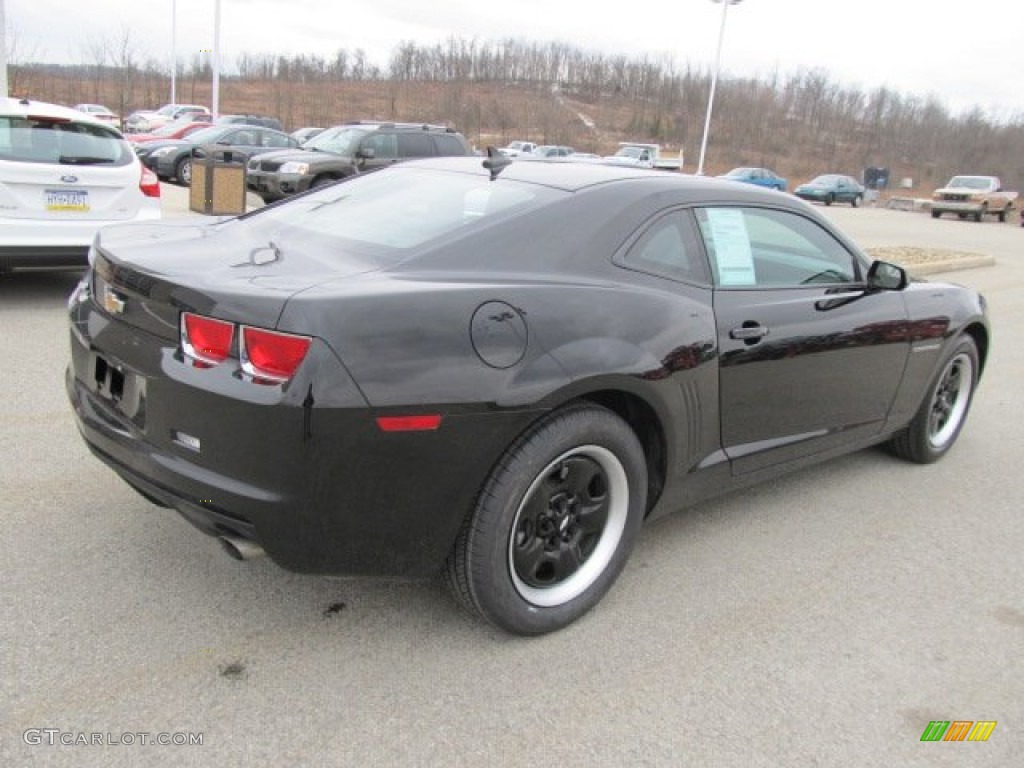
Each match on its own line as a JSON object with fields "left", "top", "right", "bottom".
{"left": 931, "top": 200, "right": 985, "bottom": 214}
{"left": 66, "top": 284, "right": 543, "bottom": 576}
{"left": 0, "top": 209, "right": 161, "bottom": 269}
{"left": 0, "top": 245, "right": 89, "bottom": 269}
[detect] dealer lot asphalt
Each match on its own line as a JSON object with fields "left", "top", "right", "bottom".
{"left": 2, "top": 187, "right": 1022, "bottom": 767}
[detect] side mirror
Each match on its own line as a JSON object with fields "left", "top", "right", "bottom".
{"left": 867, "top": 260, "right": 908, "bottom": 291}
{"left": 357, "top": 147, "right": 376, "bottom": 160}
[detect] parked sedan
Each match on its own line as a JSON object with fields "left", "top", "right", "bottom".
{"left": 719, "top": 166, "right": 787, "bottom": 191}
{"left": 67, "top": 157, "right": 988, "bottom": 635}
{"left": 123, "top": 104, "right": 210, "bottom": 134}
{"left": 794, "top": 174, "right": 865, "bottom": 206}
{"left": 73, "top": 103, "right": 120, "bottom": 130}
{"left": 126, "top": 121, "right": 213, "bottom": 146}
{"left": 136, "top": 124, "right": 300, "bottom": 184}
{"left": 1, "top": 97, "right": 160, "bottom": 271}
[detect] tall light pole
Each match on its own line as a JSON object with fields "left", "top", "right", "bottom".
{"left": 696, "top": 0, "right": 742, "bottom": 176}
{"left": 170, "top": 0, "right": 176, "bottom": 104}
{"left": 211, "top": 0, "right": 220, "bottom": 119}
{"left": 1, "top": 0, "right": 9, "bottom": 97}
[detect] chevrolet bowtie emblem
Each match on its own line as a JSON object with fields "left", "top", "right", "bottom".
{"left": 103, "top": 286, "right": 126, "bottom": 314}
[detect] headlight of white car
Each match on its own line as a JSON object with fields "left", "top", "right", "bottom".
{"left": 279, "top": 162, "right": 310, "bottom": 175}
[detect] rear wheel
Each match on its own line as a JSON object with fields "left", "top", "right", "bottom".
{"left": 445, "top": 403, "right": 647, "bottom": 635}
{"left": 931, "top": 210, "right": 941, "bottom": 219}
{"left": 998, "top": 205, "right": 1010, "bottom": 223}
{"left": 888, "top": 336, "right": 979, "bottom": 464}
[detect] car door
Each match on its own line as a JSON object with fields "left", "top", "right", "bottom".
{"left": 697, "top": 206, "right": 910, "bottom": 475}
{"left": 835, "top": 176, "right": 853, "bottom": 202}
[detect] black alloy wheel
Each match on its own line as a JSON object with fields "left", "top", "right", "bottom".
{"left": 889, "top": 336, "right": 979, "bottom": 463}
{"left": 446, "top": 403, "right": 647, "bottom": 635}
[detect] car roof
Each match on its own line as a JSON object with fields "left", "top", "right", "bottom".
{"left": 0, "top": 97, "right": 111, "bottom": 128}
{"left": 400, "top": 156, "right": 808, "bottom": 204}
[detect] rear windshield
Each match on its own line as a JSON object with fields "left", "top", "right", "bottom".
{"left": 0, "top": 116, "right": 132, "bottom": 166}
{"left": 245, "top": 165, "right": 557, "bottom": 253}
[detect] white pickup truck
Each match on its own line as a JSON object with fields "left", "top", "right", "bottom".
{"left": 602, "top": 142, "right": 683, "bottom": 171}
{"left": 930, "top": 175, "right": 1018, "bottom": 222}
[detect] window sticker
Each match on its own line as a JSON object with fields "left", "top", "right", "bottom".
{"left": 706, "top": 208, "right": 755, "bottom": 286}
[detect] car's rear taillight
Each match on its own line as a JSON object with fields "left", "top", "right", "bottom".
{"left": 181, "top": 312, "right": 234, "bottom": 364}
{"left": 140, "top": 165, "right": 161, "bottom": 198}
{"left": 240, "top": 326, "right": 312, "bottom": 382}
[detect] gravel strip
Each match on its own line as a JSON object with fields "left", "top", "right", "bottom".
{"left": 864, "top": 246, "right": 995, "bottom": 276}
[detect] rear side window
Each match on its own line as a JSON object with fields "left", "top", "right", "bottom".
{"left": 433, "top": 134, "right": 468, "bottom": 156}
{"left": 618, "top": 211, "right": 710, "bottom": 285}
{"left": 262, "top": 131, "right": 291, "bottom": 148}
{"left": 398, "top": 132, "right": 435, "bottom": 158}
{"left": 0, "top": 117, "right": 132, "bottom": 166}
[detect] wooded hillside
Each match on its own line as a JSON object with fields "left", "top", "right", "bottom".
{"left": 9, "top": 37, "right": 1024, "bottom": 192}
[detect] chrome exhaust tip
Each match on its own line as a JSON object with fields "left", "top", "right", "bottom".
{"left": 219, "top": 535, "right": 265, "bottom": 561}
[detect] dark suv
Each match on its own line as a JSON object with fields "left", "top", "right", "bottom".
{"left": 246, "top": 121, "right": 473, "bottom": 203}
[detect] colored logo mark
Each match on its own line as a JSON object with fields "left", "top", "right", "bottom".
{"left": 920, "top": 720, "right": 997, "bottom": 742}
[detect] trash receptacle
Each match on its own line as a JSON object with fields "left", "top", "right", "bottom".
{"left": 189, "top": 145, "right": 247, "bottom": 216}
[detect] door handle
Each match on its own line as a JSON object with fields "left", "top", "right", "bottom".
{"left": 729, "top": 324, "right": 769, "bottom": 341}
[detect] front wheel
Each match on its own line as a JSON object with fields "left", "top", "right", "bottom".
{"left": 851, "top": 195, "right": 861, "bottom": 208}
{"left": 176, "top": 157, "right": 192, "bottom": 186}
{"left": 445, "top": 403, "right": 647, "bottom": 635}
{"left": 825, "top": 193, "right": 835, "bottom": 206}
{"left": 888, "top": 336, "right": 979, "bottom": 463}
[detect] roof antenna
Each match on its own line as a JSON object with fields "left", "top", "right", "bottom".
{"left": 482, "top": 146, "right": 511, "bottom": 181}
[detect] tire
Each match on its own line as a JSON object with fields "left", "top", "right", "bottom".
{"left": 825, "top": 193, "right": 835, "bottom": 206}
{"left": 931, "top": 210, "right": 941, "bottom": 219}
{"left": 310, "top": 176, "right": 336, "bottom": 189}
{"left": 176, "top": 157, "right": 192, "bottom": 186}
{"left": 974, "top": 204, "right": 985, "bottom": 223}
{"left": 851, "top": 195, "right": 861, "bottom": 208}
{"left": 888, "top": 336, "right": 979, "bottom": 464}
{"left": 998, "top": 205, "right": 1009, "bottom": 223}
{"left": 445, "top": 403, "right": 647, "bottom": 635}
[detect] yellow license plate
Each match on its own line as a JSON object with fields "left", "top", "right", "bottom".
{"left": 45, "top": 189, "right": 90, "bottom": 211}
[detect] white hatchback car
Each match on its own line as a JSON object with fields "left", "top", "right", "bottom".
{"left": 0, "top": 97, "right": 162, "bottom": 271}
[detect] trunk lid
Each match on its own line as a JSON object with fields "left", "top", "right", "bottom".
{"left": 92, "top": 214, "right": 385, "bottom": 341}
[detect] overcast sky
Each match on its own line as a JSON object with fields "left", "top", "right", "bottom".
{"left": 5, "top": 0, "right": 1023, "bottom": 117}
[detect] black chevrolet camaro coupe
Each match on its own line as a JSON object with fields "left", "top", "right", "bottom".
{"left": 67, "top": 156, "right": 989, "bottom": 635}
